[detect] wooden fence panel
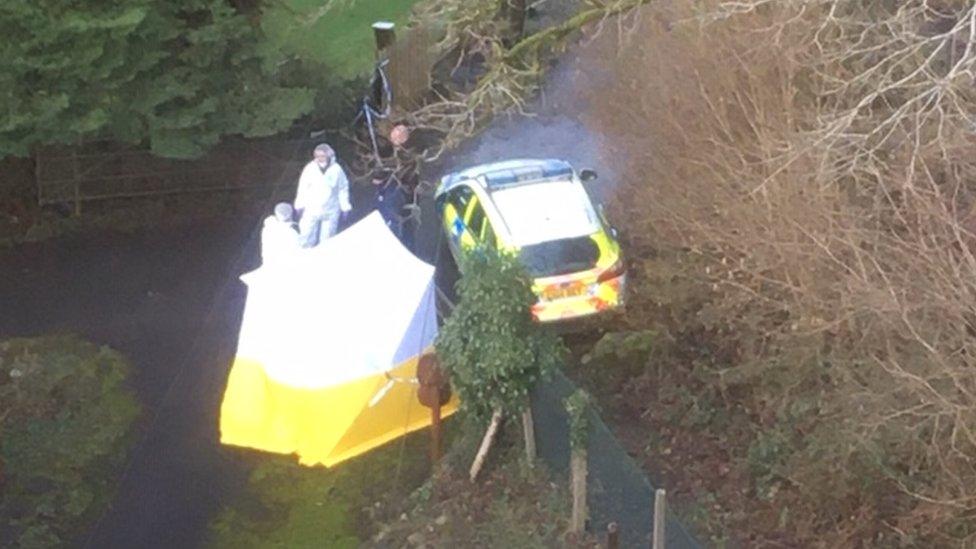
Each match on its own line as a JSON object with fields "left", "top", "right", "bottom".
{"left": 36, "top": 138, "right": 312, "bottom": 208}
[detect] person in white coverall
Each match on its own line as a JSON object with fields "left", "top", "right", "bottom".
{"left": 294, "top": 143, "right": 351, "bottom": 247}
{"left": 261, "top": 202, "right": 300, "bottom": 264}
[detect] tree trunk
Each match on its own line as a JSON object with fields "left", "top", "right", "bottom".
{"left": 469, "top": 408, "right": 503, "bottom": 481}
{"left": 522, "top": 405, "right": 536, "bottom": 465}
{"left": 570, "top": 447, "right": 587, "bottom": 533}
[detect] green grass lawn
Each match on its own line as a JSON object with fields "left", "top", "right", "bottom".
{"left": 263, "top": 0, "right": 421, "bottom": 80}
{"left": 207, "top": 423, "right": 458, "bottom": 548}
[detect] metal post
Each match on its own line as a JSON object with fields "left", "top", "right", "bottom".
{"left": 372, "top": 21, "right": 396, "bottom": 57}
{"left": 652, "top": 489, "right": 666, "bottom": 549}
{"left": 371, "top": 21, "right": 396, "bottom": 117}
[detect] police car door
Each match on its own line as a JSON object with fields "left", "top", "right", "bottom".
{"left": 442, "top": 184, "right": 475, "bottom": 258}
{"left": 465, "top": 198, "right": 488, "bottom": 248}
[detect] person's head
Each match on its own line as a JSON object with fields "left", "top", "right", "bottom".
{"left": 371, "top": 168, "right": 393, "bottom": 186}
{"left": 274, "top": 202, "right": 294, "bottom": 223}
{"left": 389, "top": 124, "right": 410, "bottom": 148}
{"left": 313, "top": 143, "right": 334, "bottom": 168}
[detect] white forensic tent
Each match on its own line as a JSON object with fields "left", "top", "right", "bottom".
{"left": 219, "top": 211, "right": 457, "bottom": 466}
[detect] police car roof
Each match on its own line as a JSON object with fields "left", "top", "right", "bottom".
{"left": 491, "top": 179, "right": 600, "bottom": 246}
{"left": 441, "top": 159, "right": 574, "bottom": 190}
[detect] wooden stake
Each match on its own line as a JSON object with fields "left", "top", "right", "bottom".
{"left": 469, "top": 408, "right": 502, "bottom": 482}
{"left": 522, "top": 405, "right": 536, "bottom": 465}
{"left": 607, "top": 522, "right": 619, "bottom": 549}
{"left": 570, "top": 448, "right": 587, "bottom": 533}
{"left": 652, "top": 489, "right": 666, "bottom": 549}
{"left": 417, "top": 352, "right": 447, "bottom": 467}
{"left": 430, "top": 397, "right": 442, "bottom": 464}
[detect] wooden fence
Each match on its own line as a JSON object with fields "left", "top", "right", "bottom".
{"left": 35, "top": 138, "right": 313, "bottom": 213}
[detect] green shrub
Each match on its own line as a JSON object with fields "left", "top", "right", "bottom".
{"left": 0, "top": 336, "right": 141, "bottom": 547}
{"left": 436, "top": 247, "right": 565, "bottom": 422}
{"left": 581, "top": 329, "right": 656, "bottom": 366}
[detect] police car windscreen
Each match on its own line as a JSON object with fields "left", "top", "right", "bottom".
{"left": 518, "top": 236, "right": 600, "bottom": 278}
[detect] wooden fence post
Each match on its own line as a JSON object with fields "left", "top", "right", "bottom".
{"left": 522, "top": 404, "right": 536, "bottom": 465}
{"left": 566, "top": 390, "right": 591, "bottom": 534}
{"left": 607, "top": 522, "right": 619, "bottom": 549}
{"left": 652, "top": 489, "right": 666, "bottom": 549}
{"left": 570, "top": 447, "right": 587, "bottom": 533}
{"left": 417, "top": 353, "right": 449, "bottom": 468}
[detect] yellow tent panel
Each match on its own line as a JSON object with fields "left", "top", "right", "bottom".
{"left": 219, "top": 212, "right": 457, "bottom": 467}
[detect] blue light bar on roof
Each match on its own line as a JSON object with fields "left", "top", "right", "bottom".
{"left": 440, "top": 159, "right": 575, "bottom": 191}
{"left": 482, "top": 160, "right": 574, "bottom": 189}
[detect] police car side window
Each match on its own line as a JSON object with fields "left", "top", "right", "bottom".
{"left": 449, "top": 185, "right": 474, "bottom": 214}
{"left": 468, "top": 200, "right": 486, "bottom": 239}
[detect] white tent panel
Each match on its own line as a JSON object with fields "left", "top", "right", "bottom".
{"left": 235, "top": 212, "right": 436, "bottom": 389}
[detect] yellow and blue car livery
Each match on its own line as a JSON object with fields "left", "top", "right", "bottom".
{"left": 434, "top": 159, "right": 626, "bottom": 322}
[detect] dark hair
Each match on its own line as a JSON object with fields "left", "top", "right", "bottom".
{"left": 371, "top": 168, "right": 394, "bottom": 182}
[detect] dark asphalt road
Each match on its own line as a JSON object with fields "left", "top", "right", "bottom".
{"left": 0, "top": 221, "right": 256, "bottom": 548}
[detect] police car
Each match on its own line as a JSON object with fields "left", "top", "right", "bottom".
{"left": 434, "top": 158, "right": 626, "bottom": 322}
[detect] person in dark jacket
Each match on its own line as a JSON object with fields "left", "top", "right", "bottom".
{"left": 381, "top": 124, "right": 421, "bottom": 251}
{"left": 374, "top": 124, "right": 420, "bottom": 191}
{"left": 371, "top": 168, "right": 409, "bottom": 243}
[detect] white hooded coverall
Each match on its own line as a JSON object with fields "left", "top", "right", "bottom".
{"left": 260, "top": 216, "right": 300, "bottom": 264}
{"left": 294, "top": 160, "right": 351, "bottom": 247}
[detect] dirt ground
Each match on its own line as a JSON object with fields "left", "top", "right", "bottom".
{"left": 372, "top": 434, "right": 602, "bottom": 549}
